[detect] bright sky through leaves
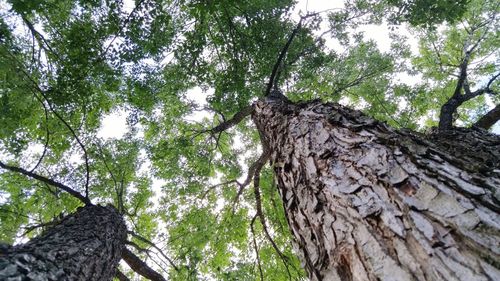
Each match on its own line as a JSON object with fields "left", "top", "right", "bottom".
{"left": 0, "top": 0, "right": 498, "bottom": 279}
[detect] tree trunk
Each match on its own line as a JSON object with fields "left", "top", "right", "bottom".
{"left": 252, "top": 99, "right": 500, "bottom": 281}
{"left": 0, "top": 205, "right": 127, "bottom": 281}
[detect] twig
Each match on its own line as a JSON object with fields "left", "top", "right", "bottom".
{"left": 128, "top": 231, "right": 179, "bottom": 271}
{"left": 95, "top": 142, "right": 124, "bottom": 213}
{"left": 38, "top": 90, "right": 91, "bottom": 199}
{"left": 370, "top": 90, "right": 403, "bottom": 127}
{"left": 200, "top": 180, "right": 238, "bottom": 199}
{"left": 30, "top": 94, "right": 50, "bottom": 173}
{"left": 22, "top": 220, "right": 58, "bottom": 236}
{"left": 21, "top": 16, "right": 62, "bottom": 62}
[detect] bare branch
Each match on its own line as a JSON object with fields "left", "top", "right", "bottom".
{"left": 121, "top": 248, "right": 167, "bottom": 281}
{"left": 0, "top": 161, "right": 91, "bottom": 205}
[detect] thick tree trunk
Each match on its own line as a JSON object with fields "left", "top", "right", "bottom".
{"left": 252, "top": 99, "right": 500, "bottom": 281}
{"left": 0, "top": 205, "right": 127, "bottom": 281}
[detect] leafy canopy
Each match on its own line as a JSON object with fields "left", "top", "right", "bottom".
{"left": 0, "top": 0, "right": 498, "bottom": 280}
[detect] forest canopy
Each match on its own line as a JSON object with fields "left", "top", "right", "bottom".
{"left": 0, "top": 0, "right": 498, "bottom": 280}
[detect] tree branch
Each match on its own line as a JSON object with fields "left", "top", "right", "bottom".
{"left": 37, "top": 90, "right": 91, "bottom": 200}
{"left": 439, "top": 50, "right": 474, "bottom": 130}
{"left": 250, "top": 215, "right": 264, "bottom": 281}
{"left": 128, "top": 231, "right": 179, "bottom": 271}
{"left": 121, "top": 248, "right": 167, "bottom": 281}
{"left": 231, "top": 128, "right": 271, "bottom": 206}
{"left": 30, "top": 93, "right": 50, "bottom": 173}
{"left": 95, "top": 142, "right": 124, "bottom": 213}
{"left": 265, "top": 19, "right": 303, "bottom": 96}
{"left": 439, "top": 13, "right": 498, "bottom": 130}
{"left": 204, "top": 105, "right": 253, "bottom": 134}
{"left": 474, "top": 104, "right": 500, "bottom": 130}
{"left": 201, "top": 180, "right": 238, "bottom": 199}
{"left": 3, "top": 49, "right": 91, "bottom": 198}
{"left": 115, "top": 270, "right": 131, "bottom": 281}
{"left": 253, "top": 168, "right": 294, "bottom": 280}
{"left": 22, "top": 219, "right": 59, "bottom": 236}
{"left": 0, "top": 161, "right": 91, "bottom": 205}
{"left": 232, "top": 150, "right": 269, "bottom": 209}
{"left": 21, "top": 16, "right": 62, "bottom": 62}
{"left": 440, "top": 69, "right": 499, "bottom": 130}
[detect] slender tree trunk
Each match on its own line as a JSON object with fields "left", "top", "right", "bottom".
{"left": 0, "top": 205, "right": 127, "bottom": 281}
{"left": 253, "top": 99, "right": 500, "bottom": 281}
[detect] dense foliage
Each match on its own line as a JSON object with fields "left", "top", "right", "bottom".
{"left": 0, "top": 0, "right": 498, "bottom": 280}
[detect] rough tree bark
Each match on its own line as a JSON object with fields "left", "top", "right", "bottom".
{"left": 0, "top": 205, "right": 127, "bottom": 281}
{"left": 253, "top": 99, "right": 500, "bottom": 281}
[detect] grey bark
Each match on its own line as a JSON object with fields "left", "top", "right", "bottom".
{"left": 252, "top": 99, "right": 500, "bottom": 281}
{"left": 0, "top": 205, "right": 127, "bottom": 281}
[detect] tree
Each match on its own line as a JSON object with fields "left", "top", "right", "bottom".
{"left": 0, "top": 162, "right": 173, "bottom": 280}
{"left": 252, "top": 98, "right": 500, "bottom": 280}
{"left": 0, "top": 0, "right": 499, "bottom": 280}
{"left": 0, "top": 204, "right": 126, "bottom": 280}
{"left": 409, "top": 0, "right": 500, "bottom": 130}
